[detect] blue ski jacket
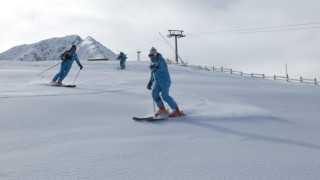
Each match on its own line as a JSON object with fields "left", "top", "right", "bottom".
{"left": 149, "top": 53, "right": 170, "bottom": 84}
{"left": 118, "top": 53, "right": 127, "bottom": 62}
{"left": 60, "top": 50, "right": 81, "bottom": 67}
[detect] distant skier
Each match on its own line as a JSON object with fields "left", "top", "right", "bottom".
{"left": 117, "top": 52, "right": 127, "bottom": 69}
{"left": 51, "top": 45, "right": 83, "bottom": 85}
{"left": 147, "top": 47, "right": 183, "bottom": 117}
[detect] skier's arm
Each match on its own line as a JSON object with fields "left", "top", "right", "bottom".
{"left": 150, "top": 59, "right": 163, "bottom": 72}
{"left": 147, "top": 74, "right": 154, "bottom": 90}
{"left": 149, "top": 74, "right": 154, "bottom": 84}
{"left": 74, "top": 54, "right": 83, "bottom": 70}
{"left": 73, "top": 54, "right": 80, "bottom": 65}
{"left": 60, "top": 51, "right": 67, "bottom": 60}
{"left": 60, "top": 51, "right": 71, "bottom": 61}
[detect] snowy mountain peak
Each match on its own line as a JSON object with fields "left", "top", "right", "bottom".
{"left": 0, "top": 35, "right": 117, "bottom": 61}
{"left": 85, "top": 36, "right": 94, "bottom": 41}
{"left": 77, "top": 36, "right": 117, "bottom": 60}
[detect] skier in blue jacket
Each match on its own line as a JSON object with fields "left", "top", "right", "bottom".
{"left": 51, "top": 45, "right": 83, "bottom": 85}
{"left": 117, "top": 52, "right": 127, "bottom": 69}
{"left": 147, "top": 47, "right": 182, "bottom": 117}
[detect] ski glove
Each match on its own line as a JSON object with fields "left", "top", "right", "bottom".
{"left": 147, "top": 82, "right": 152, "bottom": 90}
{"left": 149, "top": 64, "right": 158, "bottom": 70}
{"left": 79, "top": 64, "right": 83, "bottom": 70}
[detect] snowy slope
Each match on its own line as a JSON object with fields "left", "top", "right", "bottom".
{"left": 0, "top": 60, "right": 320, "bottom": 180}
{"left": 0, "top": 35, "right": 117, "bottom": 61}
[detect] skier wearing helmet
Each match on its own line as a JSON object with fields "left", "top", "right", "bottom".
{"left": 147, "top": 47, "right": 183, "bottom": 117}
{"left": 51, "top": 45, "right": 83, "bottom": 86}
{"left": 117, "top": 52, "right": 127, "bottom": 69}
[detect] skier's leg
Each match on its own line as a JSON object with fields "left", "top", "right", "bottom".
{"left": 160, "top": 81, "right": 178, "bottom": 109}
{"left": 152, "top": 82, "right": 164, "bottom": 107}
{"left": 120, "top": 60, "right": 123, "bottom": 68}
{"left": 120, "top": 60, "right": 125, "bottom": 69}
{"left": 59, "top": 63, "right": 72, "bottom": 82}
{"left": 53, "top": 62, "right": 67, "bottom": 81}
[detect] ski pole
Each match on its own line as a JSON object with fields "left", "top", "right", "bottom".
{"left": 152, "top": 89, "right": 156, "bottom": 114}
{"left": 151, "top": 72, "right": 156, "bottom": 114}
{"left": 73, "top": 69, "right": 81, "bottom": 84}
{"left": 36, "top": 62, "right": 61, "bottom": 76}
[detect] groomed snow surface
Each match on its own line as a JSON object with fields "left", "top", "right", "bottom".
{"left": 0, "top": 60, "right": 319, "bottom": 180}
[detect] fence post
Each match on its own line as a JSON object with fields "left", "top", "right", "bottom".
{"left": 221, "top": 67, "right": 223, "bottom": 72}
{"left": 274, "top": 75, "right": 276, "bottom": 80}
{"left": 286, "top": 74, "right": 289, "bottom": 82}
{"left": 300, "top": 77, "right": 303, "bottom": 83}
{"left": 213, "top": 66, "right": 215, "bottom": 71}
{"left": 263, "top": 74, "right": 265, "bottom": 79}
{"left": 315, "top": 78, "right": 317, "bottom": 85}
{"left": 231, "top": 69, "right": 233, "bottom": 74}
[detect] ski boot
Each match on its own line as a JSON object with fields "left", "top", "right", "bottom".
{"left": 169, "top": 107, "right": 183, "bottom": 117}
{"left": 155, "top": 105, "right": 168, "bottom": 116}
{"left": 50, "top": 80, "right": 56, "bottom": 85}
{"left": 56, "top": 81, "right": 63, "bottom": 86}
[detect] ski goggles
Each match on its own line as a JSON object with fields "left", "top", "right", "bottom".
{"left": 149, "top": 54, "right": 155, "bottom": 58}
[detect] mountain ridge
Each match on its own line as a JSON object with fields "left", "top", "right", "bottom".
{"left": 0, "top": 35, "right": 117, "bottom": 61}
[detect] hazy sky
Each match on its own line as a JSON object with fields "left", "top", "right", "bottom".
{"left": 1, "top": 0, "right": 320, "bottom": 79}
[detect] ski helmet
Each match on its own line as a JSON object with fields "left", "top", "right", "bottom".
{"left": 149, "top": 47, "right": 157, "bottom": 58}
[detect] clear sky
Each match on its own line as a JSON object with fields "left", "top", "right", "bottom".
{"left": 1, "top": 0, "right": 320, "bottom": 79}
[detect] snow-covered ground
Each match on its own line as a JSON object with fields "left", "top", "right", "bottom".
{"left": 0, "top": 60, "right": 320, "bottom": 180}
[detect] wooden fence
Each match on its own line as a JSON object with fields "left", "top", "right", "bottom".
{"left": 184, "top": 65, "right": 318, "bottom": 86}
{"left": 88, "top": 59, "right": 109, "bottom": 61}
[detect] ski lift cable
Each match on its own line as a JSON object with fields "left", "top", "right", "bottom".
{"left": 186, "top": 21, "right": 320, "bottom": 36}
